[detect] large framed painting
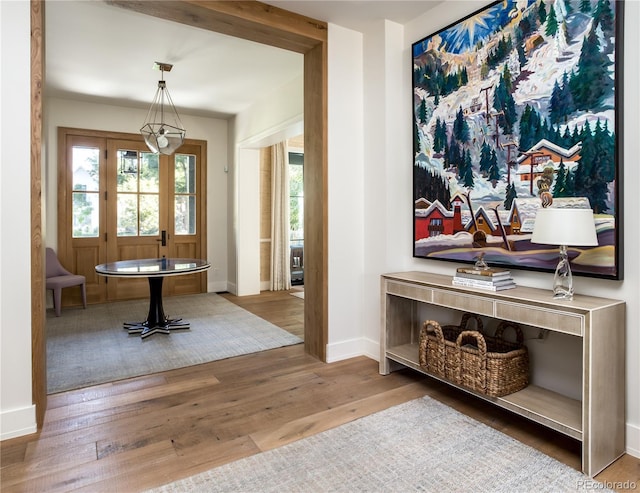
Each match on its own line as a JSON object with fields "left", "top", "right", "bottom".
{"left": 412, "top": 0, "right": 623, "bottom": 279}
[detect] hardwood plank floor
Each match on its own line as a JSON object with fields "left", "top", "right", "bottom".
{"left": 1, "top": 290, "right": 637, "bottom": 492}
{"left": 220, "top": 289, "right": 304, "bottom": 340}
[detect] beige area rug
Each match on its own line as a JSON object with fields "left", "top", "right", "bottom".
{"left": 148, "top": 395, "right": 610, "bottom": 493}
{"left": 290, "top": 291, "right": 304, "bottom": 299}
{"left": 46, "top": 293, "right": 302, "bottom": 394}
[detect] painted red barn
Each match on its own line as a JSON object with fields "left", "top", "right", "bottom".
{"left": 415, "top": 199, "right": 454, "bottom": 240}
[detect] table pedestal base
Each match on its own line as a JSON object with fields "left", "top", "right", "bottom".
{"left": 123, "top": 277, "right": 190, "bottom": 339}
{"left": 124, "top": 319, "right": 190, "bottom": 339}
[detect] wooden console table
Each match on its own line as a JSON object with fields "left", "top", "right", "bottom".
{"left": 380, "top": 271, "right": 625, "bottom": 477}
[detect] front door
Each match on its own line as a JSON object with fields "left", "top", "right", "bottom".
{"left": 58, "top": 128, "right": 207, "bottom": 306}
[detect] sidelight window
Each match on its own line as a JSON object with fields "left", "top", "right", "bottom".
{"left": 71, "top": 146, "right": 100, "bottom": 238}
{"left": 174, "top": 153, "right": 197, "bottom": 235}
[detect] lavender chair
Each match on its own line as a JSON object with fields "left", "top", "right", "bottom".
{"left": 46, "top": 248, "right": 87, "bottom": 316}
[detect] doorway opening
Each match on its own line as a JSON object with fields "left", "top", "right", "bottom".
{"left": 31, "top": 1, "right": 328, "bottom": 425}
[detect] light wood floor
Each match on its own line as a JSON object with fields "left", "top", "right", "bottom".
{"left": 1, "top": 290, "right": 638, "bottom": 492}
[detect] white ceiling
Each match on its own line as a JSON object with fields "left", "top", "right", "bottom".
{"left": 45, "top": 1, "right": 442, "bottom": 120}
{"left": 264, "top": 1, "right": 444, "bottom": 31}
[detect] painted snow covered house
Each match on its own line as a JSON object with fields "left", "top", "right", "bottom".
{"left": 506, "top": 200, "right": 523, "bottom": 235}
{"left": 415, "top": 197, "right": 430, "bottom": 209}
{"left": 465, "top": 206, "right": 497, "bottom": 236}
{"left": 516, "top": 139, "right": 581, "bottom": 194}
{"left": 415, "top": 195, "right": 524, "bottom": 241}
{"left": 414, "top": 199, "right": 454, "bottom": 240}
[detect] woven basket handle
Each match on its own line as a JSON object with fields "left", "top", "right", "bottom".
{"left": 419, "top": 320, "right": 445, "bottom": 374}
{"left": 456, "top": 330, "right": 487, "bottom": 390}
{"left": 422, "top": 320, "right": 444, "bottom": 342}
{"left": 455, "top": 330, "right": 488, "bottom": 358}
{"left": 494, "top": 321, "right": 524, "bottom": 345}
{"left": 459, "top": 313, "right": 484, "bottom": 333}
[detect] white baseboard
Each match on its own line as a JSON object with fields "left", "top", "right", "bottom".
{"left": 326, "top": 336, "right": 378, "bottom": 363}
{"left": 208, "top": 280, "right": 228, "bottom": 293}
{"left": 260, "top": 280, "right": 270, "bottom": 291}
{"left": 1, "top": 404, "right": 37, "bottom": 440}
{"left": 627, "top": 422, "right": 640, "bottom": 458}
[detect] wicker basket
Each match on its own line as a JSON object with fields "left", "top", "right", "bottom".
{"left": 418, "top": 313, "right": 483, "bottom": 381}
{"left": 454, "top": 321, "right": 529, "bottom": 397}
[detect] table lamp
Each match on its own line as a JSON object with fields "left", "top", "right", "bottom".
{"left": 530, "top": 207, "right": 598, "bottom": 300}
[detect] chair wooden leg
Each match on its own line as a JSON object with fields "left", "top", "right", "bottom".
{"left": 53, "top": 288, "right": 62, "bottom": 317}
{"left": 81, "top": 283, "right": 87, "bottom": 309}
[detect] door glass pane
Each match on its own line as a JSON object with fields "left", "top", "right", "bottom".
{"left": 140, "top": 152, "right": 159, "bottom": 193}
{"left": 117, "top": 149, "right": 160, "bottom": 237}
{"left": 175, "top": 154, "right": 195, "bottom": 193}
{"left": 117, "top": 194, "right": 138, "bottom": 236}
{"left": 72, "top": 192, "right": 99, "bottom": 237}
{"left": 117, "top": 150, "right": 138, "bottom": 192}
{"left": 72, "top": 146, "right": 100, "bottom": 237}
{"left": 175, "top": 195, "right": 196, "bottom": 235}
{"left": 175, "top": 154, "right": 196, "bottom": 235}
{"left": 139, "top": 194, "right": 160, "bottom": 236}
{"left": 72, "top": 147, "right": 99, "bottom": 191}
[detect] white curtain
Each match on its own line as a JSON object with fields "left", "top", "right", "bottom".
{"left": 270, "top": 142, "right": 291, "bottom": 290}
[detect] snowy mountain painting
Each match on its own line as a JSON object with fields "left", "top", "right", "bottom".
{"left": 412, "top": 0, "right": 622, "bottom": 279}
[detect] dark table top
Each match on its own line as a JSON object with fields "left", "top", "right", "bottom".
{"left": 95, "top": 258, "right": 210, "bottom": 278}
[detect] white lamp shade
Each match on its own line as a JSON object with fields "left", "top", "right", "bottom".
{"left": 531, "top": 208, "right": 598, "bottom": 246}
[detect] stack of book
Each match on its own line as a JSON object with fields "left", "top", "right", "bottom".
{"left": 452, "top": 267, "right": 516, "bottom": 291}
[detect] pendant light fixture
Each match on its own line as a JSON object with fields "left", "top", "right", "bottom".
{"left": 140, "top": 62, "right": 186, "bottom": 155}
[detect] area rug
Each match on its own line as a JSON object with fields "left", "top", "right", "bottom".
{"left": 290, "top": 291, "right": 304, "bottom": 299}
{"left": 46, "top": 293, "right": 302, "bottom": 394}
{"left": 148, "top": 395, "right": 610, "bottom": 493}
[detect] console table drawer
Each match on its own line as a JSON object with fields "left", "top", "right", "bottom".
{"left": 433, "top": 290, "right": 494, "bottom": 316}
{"left": 495, "top": 302, "right": 583, "bottom": 335}
{"left": 386, "top": 281, "right": 432, "bottom": 303}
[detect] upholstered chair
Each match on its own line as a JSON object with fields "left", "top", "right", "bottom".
{"left": 45, "top": 248, "right": 87, "bottom": 316}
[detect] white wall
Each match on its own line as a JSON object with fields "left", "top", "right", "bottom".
{"left": 44, "top": 98, "right": 229, "bottom": 293}
{"left": 230, "top": 74, "right": 304, "bottom": 294}
{"left": 0, "top": 0, "right": 37, "bottom": 440}
{"left": 233, "top": 75, "right": 303, "bottom": 146}
{"left": 326, "top": 24, "right": 366, "bottom": 361}
{"left": 235, "top": 148, "right": 261, "bottom": 296}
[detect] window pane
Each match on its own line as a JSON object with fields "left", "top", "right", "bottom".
{"left": 289, "top": 159, "right": 304, "bottom": 243}
{"left": 117, "top": 150, "right": 138, "bottom": 192}
{"left": 289, "top": 164, "right": 303, "bottom": 196}
{"left": 139, "top": 194, "right": 159, "bottom": 236}
{"left": 72, "top": 192, "right": 99, "bottom": 237}
{"left": 175, "top": 154, "right": 196, "bottom": 193}
{"left": 175, "top": 195, "right": 196, "bottom": 235}
{"left": 117, "top": 194, "right": 138, "bottom": 236}
{"left": 140, "top": 152, "right": 159, "bottom": 193}
{"left": 290, "top": 196, "right": 304, "bottom": 242}
{"left": 72, "top": 147, "right": 100, "bottom": 192}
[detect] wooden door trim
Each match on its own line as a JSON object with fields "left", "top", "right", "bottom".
{"left": 31, "top": 0, "right": 46, "bottom": 428}
{"left": 32, "top": 0, "right": 328, "bottom": 428}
